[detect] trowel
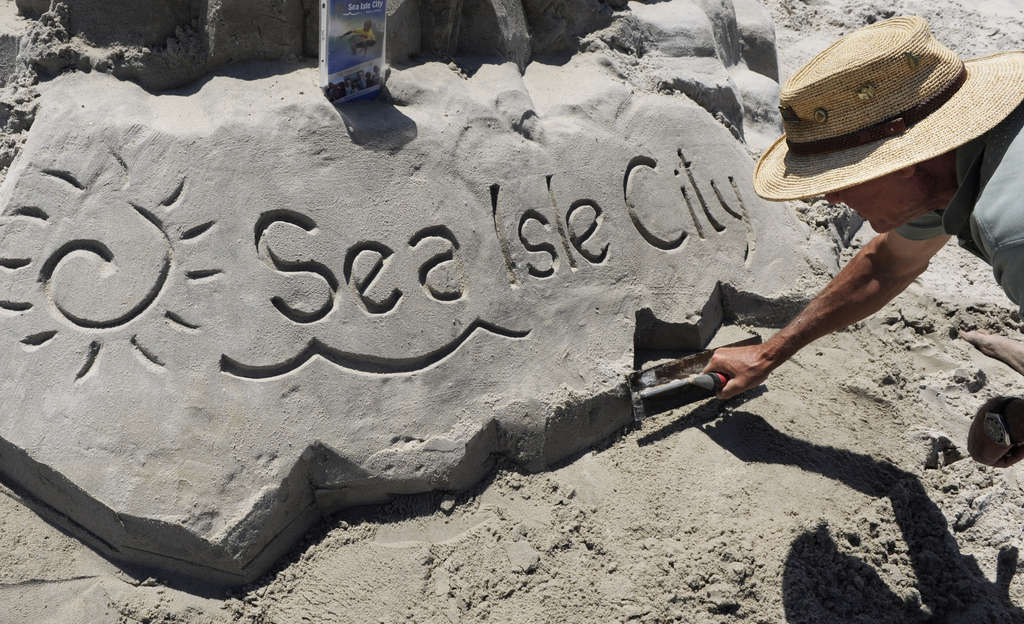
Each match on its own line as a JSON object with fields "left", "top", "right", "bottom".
{"left": 628, "top": 335, "right": 763, "bottom": 422}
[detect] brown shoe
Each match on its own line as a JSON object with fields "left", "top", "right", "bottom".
{"left": 969, "top": 397, "right": 1024, "bottom": 468}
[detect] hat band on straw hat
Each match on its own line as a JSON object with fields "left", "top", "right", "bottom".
{"left": 786, "top": 64, "right": 968, "bottom": 156}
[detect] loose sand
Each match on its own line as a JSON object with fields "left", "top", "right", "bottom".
{"left": 5, "top": 1, "right": 1024, "bottom": 622}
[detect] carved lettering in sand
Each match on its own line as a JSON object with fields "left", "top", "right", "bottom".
{"left": 227, "top": 213, "right": 524, "bottom": 380}
{"left": 2, "top": 150, "right": 754, "bottom": 383}
{"left": 491, "top": 151, "right": 755, "bottom": 283}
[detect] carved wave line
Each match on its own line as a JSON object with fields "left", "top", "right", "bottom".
{"left": 220, "top": 320, "right": 531, "bottom": 380}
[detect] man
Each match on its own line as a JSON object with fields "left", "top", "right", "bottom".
{"left": 703, "top": 16, "right": 1024, "bottom": 467}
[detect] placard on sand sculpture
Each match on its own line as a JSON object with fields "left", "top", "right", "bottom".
{"left": 0, "top": 69, "right": 811, "bottom": 584}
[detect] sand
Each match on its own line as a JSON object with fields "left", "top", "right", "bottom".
{"left": 4, "top": 0, "right": 1024, "bottom": 622}
{"left": 5, "top": 298, "right": 1024, "bottom": 623}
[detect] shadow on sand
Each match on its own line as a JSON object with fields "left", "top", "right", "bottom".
{"left": 333, "top": 100, "right": 418, "bottom": 152}
{"left": 700, "top": 411, "right": 1023, "bottom": 623}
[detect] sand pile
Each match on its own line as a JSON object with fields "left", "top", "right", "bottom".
{"left": 0, "top": 0, "right": 823, "bottom": 586}
{"left": 2, "top": 0, "right": 1024, "bottom": 622}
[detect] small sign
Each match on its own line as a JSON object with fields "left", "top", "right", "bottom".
{"left": 320, "top": 0, "right": 387, "bottom": 104}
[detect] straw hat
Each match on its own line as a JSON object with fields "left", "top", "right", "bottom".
{"left": 753, "top": 16, "right": 1024, "bottom": 201}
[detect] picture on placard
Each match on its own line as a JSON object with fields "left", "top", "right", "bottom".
{"left": 320, "top": 0, "right": 387, "bottom": 104}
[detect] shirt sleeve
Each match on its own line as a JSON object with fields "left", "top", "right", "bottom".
{"left": 990, "top": 242, "right": 1024, "bottom": 313}
{"left": 892, "top": 211, "right": 946, "bottom": 240}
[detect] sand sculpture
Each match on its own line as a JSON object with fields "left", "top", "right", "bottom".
{"left": 0, "top": 0, "right": 826, "bottom": 584}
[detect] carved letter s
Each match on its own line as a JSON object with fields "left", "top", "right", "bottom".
{"left": 518, "top": 209, "right": 559, "bottom": 278}
{"left": 254, "top": 210, "right": 338, "bottom": 324}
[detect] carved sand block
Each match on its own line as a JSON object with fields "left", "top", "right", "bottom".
{"left": 0, "top": 66, "right": 815, "bottom": 584}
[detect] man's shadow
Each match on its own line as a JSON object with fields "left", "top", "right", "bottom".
{"left": 697, "top": 411, "right": 1023, "bottom": 623}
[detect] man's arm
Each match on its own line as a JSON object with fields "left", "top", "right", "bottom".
{"left": 705, "top": 231, "right": 950, "bottom": 399}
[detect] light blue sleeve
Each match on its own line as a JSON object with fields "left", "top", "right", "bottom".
{"left": 990, "top": 242, "right": 1024, "bottom": 315}
{"left": 968, "top": 103, "right": 1024, "bottom": 314}
{"left": 893, "top": 211, "right": 946, "bottom": 240}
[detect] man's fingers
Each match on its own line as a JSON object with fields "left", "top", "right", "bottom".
{"left": 704, "top": 353, "right": 736, "bottom": 377}
{"left": 717, "top": 378, "right": 744, "bottom": 400}
{"left": 701, "top": 354, "right": 721, "bottom": 375}
{"left": 712, "top": 372, "right": 740, "bottom": 399}
{"left": 703, "top": 344, "right": 773, "bottom": 398}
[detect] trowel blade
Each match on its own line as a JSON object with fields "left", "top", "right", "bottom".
{"left": 628, "top": 335, "right": 762, "bottom": 422}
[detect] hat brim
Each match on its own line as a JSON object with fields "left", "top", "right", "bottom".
{"left": 753, "top": 52, "right": 1024, "bottom": 201}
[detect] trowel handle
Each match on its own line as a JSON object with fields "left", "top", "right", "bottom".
{"left": 636, "top": 371, "right": 731, "bottom": 400}
{"left": 693, "top": 372, "right": 729, "bottom": 393}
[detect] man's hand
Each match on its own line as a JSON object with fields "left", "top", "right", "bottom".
{"left": 703, "top": 342, "right": 779, "bottom": 399}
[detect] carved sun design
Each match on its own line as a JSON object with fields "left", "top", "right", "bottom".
{"left": 0, "top": 151, "right": 222, "bottom": 382}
